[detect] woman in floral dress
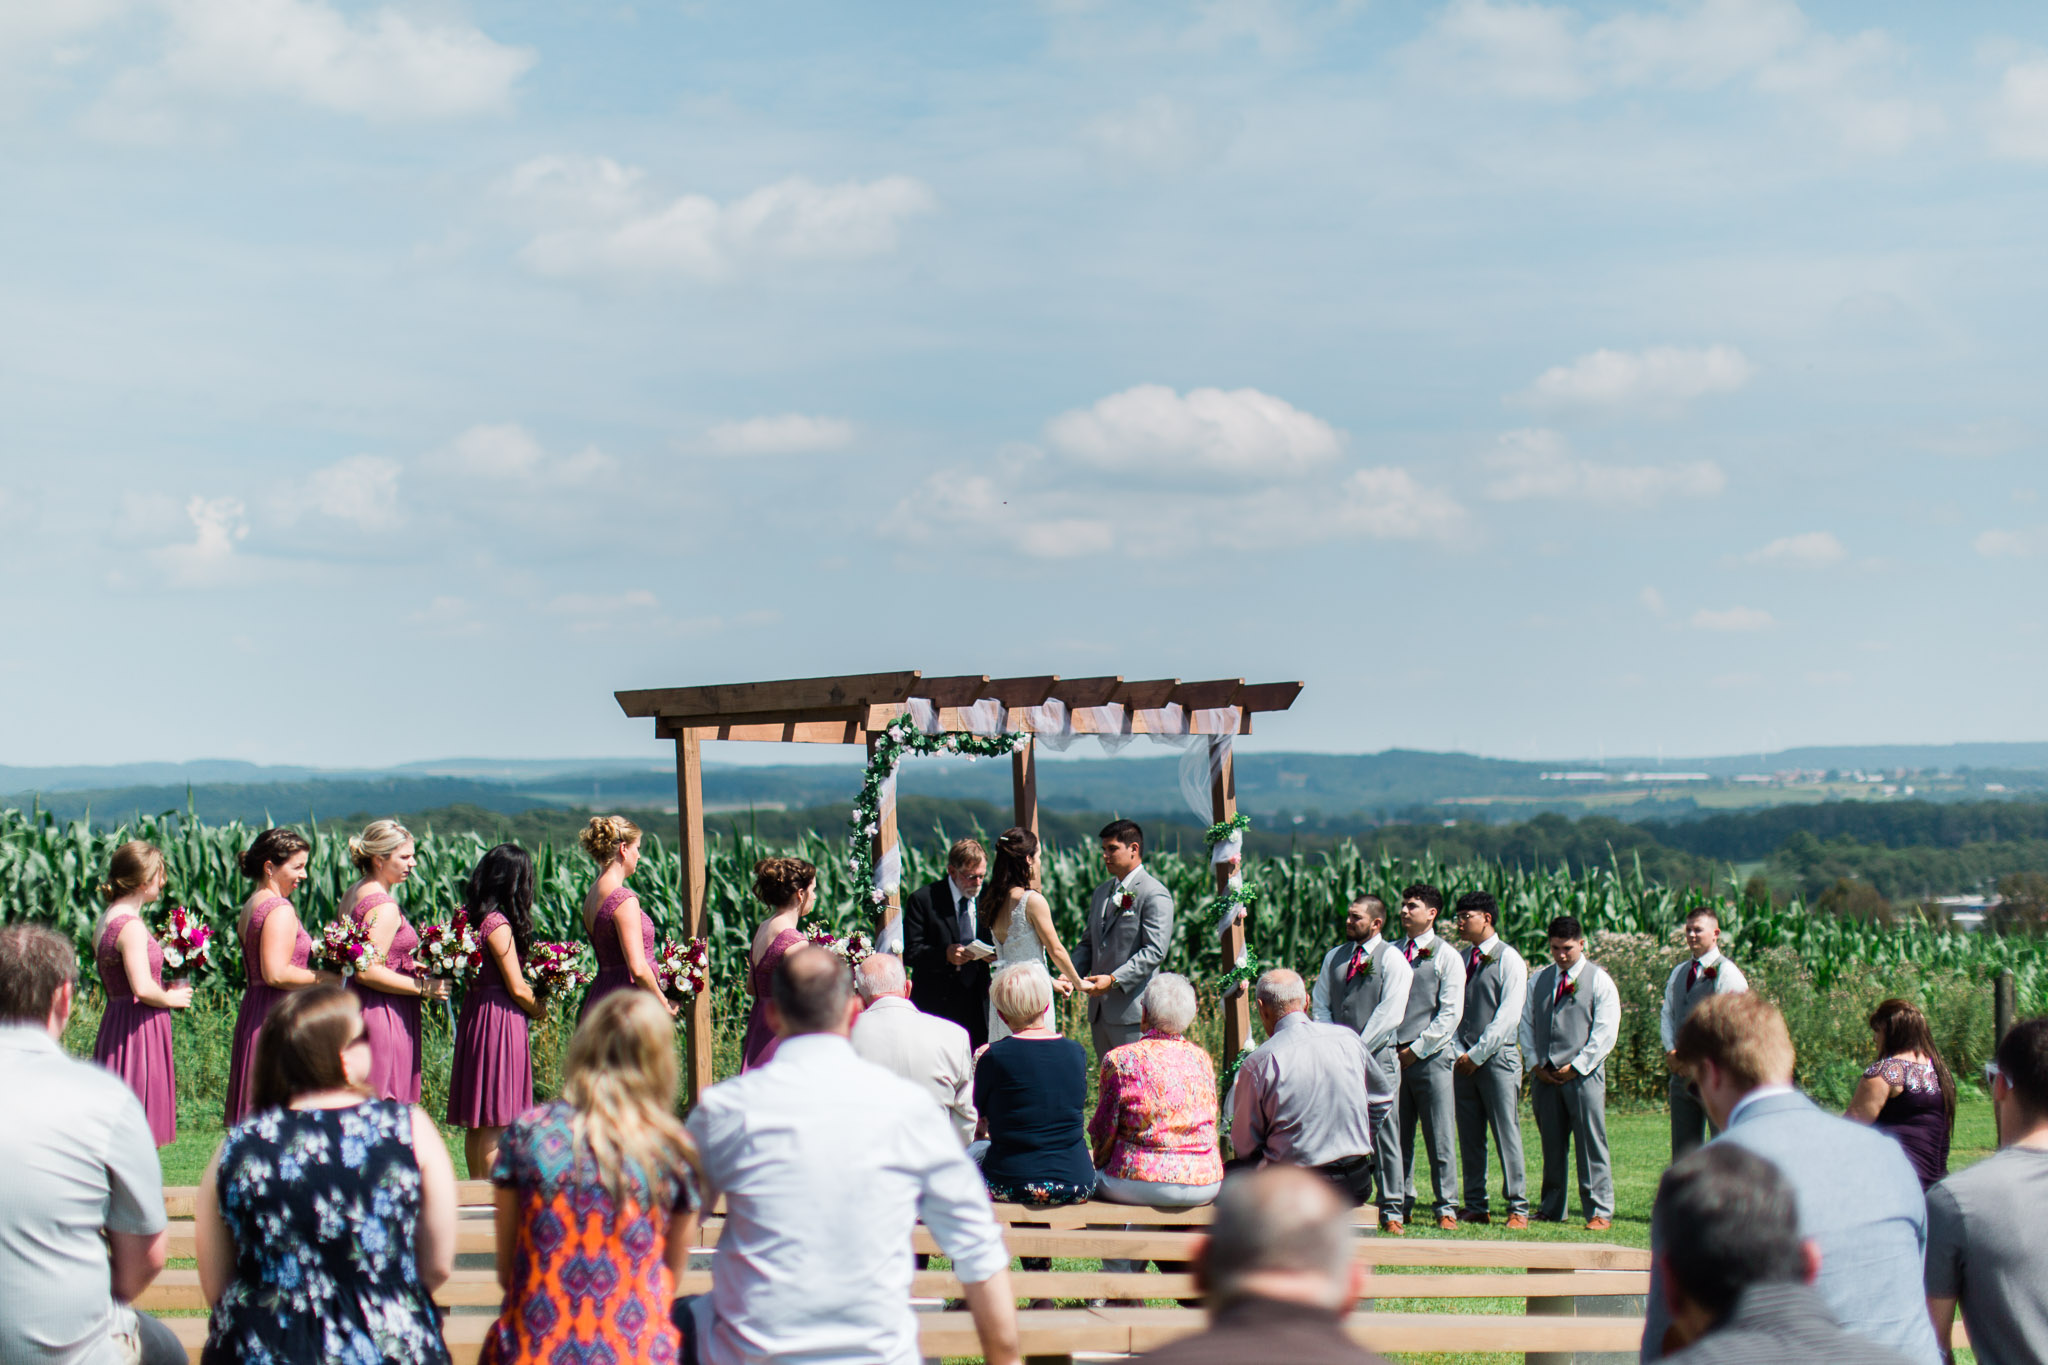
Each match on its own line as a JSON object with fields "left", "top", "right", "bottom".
{"left": 196, "top": 983, "right": 458, "bottom": 1365}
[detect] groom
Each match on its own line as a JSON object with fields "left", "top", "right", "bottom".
{"left": 1075, "top": 819, "right": 1176, "bottom": 1061}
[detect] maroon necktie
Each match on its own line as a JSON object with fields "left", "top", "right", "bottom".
{"left": 1469, "top": 947, "right": 1481, "bottom": 974}
{"left": 1404, "top": 939, "right": 1419, "bottom": 964}
{"left": 1555, "top": 972, "right": 1570, "bottom": 1005}
{"left": 1346, "top": 944, "right": 1369, "bottom": 980}
{"left": 1686, "top": 961, "right": 1700, "bottom": 992}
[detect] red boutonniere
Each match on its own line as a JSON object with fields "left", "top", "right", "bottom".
{"left": 1701, "top": 966, "right": 1718, "bottom": 983}
{"left": 1115, "top": 890, "right": 1135, "bottom": 912}
{"left": 1347, "top": 949, "right": 1376, "bottom": 981}
{"left": 1414, "top": 944, "right": 1434, "bottom": 961}
{"left": 1554, "top": 975, "right": 1578, "bottom": 1005}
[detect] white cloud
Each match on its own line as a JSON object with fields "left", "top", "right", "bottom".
{"left": 1987, "top": 57, "right": 2048, "bottom": 161}
{"left": 278, "top": 453, "right": 401, "bottom": 530}
{"left": 703, "top": 414, "right": 855, "bottom": 456}
{"left": 1406, "top": 0, "right": 1937, "bottom": 152}
{"left": 1975, "top": 528, "right": 2038, "bottom": 559}
{"left": 510, "top": 158, "right": 936, "bottom": 282}
{"left": 1482, "top": 428, "right": 1726, "bottom": 507}
{"left": 153, "top": 494, "right": 248, "bottom": 585}
{"left": 1044, "top": 384, "right": 1343, "bottom": 478}
{"left": 1083, "top": 95, "right": 1236, "bottom": 172}
{"left": 80, "top": 0, "right": 532, "bottom": 134}
{"left": 1691, "top": 605, "right": 1775, "bottom": 631}
{"left": 1744, "top": 530, "right": 1845, "bottom": 566}
{"left": 427, "top": 423, "right": 615, "bottom": 486}
{"left": 1640, "top": 585, "right": 1666, "bottom": 615}
{"left": 1518, "top": 344, "right": 1755, "bottom": 415}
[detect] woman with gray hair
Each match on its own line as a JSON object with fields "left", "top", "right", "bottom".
{"left": 975, "top": 961, "right": 1094, "bottom": 1205}
{"left": 1088, "top": 972, "right": 1223, "bottom": 1208}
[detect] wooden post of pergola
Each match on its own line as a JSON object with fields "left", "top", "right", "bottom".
{"left": 617, "top": 670, "right": 1303, "bottom": 1105}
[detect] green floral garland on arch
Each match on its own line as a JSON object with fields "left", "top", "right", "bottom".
{"left": 1206, "top": 812, "right": 1261, "bottom": 1094}
{"left": 846, "top": 712, "right": 1029, "bottom": 921}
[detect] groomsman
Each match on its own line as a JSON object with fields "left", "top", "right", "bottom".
{"left": 1449, "top": 891, "right": 1528, "bottom": 1228}
{"left": 1393, "top": 884, "right": 1465, "bottom": 1230}
{"left": 899, "top": 838, "right": 992, "bottom": 1050}
{"left": 1660, "top": 905, "right": 1748, "bottom": 1160}
{"left": 1519, "top": 915, "right": 1620, "bottom": 1230}
{"left": 1311, "top": 894, "right": 1413, "bottom": 1232}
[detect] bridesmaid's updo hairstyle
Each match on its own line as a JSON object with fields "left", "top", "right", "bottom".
{"left": 347, "top": 819, "right": 412, "bottom": 873}
{"left": 752, "top": 856, "right": 816, "bottom": 908}
{"left": 239, "top": 828, "right": 312, "bottom": 881}
{"left": 100, "top": 840, "right": 166, "bottom": 902}
{"left": 253, "top": 983, "right": 363, "bottom": 1110}
{"left": 580, "top": 815, "right": 642, "bottom": 865}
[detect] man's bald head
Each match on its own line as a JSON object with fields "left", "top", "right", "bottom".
{"left": 854, "top": 953, "right": 909, "bottom": 1002}
{"left": 771, "top": 944, "right": 854, "bottom": 1037}
{"left": 1198, "top": 1166, "right": 1358, "bottom": 1311}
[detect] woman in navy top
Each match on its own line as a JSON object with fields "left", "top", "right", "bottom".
{"left": 976, "top": 962, "right": 1092, "bottom": 1204}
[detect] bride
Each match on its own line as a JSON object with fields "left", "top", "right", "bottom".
{"left": 982, "top": 826, "right": 1087, "bottom": 1042}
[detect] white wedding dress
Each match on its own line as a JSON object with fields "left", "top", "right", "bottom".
{"left": 986, "top": 894, "right": 1046, "bottom": 1043}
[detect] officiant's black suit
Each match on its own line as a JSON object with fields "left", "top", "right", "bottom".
{"left": 902, "top": 874, "right": 990, "bottom": 1050}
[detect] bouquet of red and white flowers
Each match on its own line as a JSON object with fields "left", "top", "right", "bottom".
{"left": 655, "top": 937, "right": 710, "bottom": 1000}
{"left": 414, "top": 911, "right": 483, "bottom": 984}
{"left": 800, "top": 920, "right": 873, "bottom": 967}
{"left": 157, "top": 905, "right": 214, "bottom": 978}
{"left": 527, "top": 940, "right": 593, "bottom": 1000}
{"left": 315, "top": 915, "right": 380, "bottom": 977}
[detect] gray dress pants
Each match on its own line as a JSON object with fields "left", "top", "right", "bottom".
{"left": 1453, "top": 1046, "right": 1528, "bottom": 1217}
{"left": 1532, "top": 1067, "right": 1613, "bottom": 1221}
{"left": 1090, "top": 1013, "right": 1142, "bottom": 1063}
{"left": 1669, "top": 1072, "right": 1717, "bottom": 1160}
{"left": 1395, "top": 1046, "right": 1460, "bottom": 1221}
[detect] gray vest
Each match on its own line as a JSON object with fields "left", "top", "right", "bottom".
{"left": 1672, "top": 957, "right": 1722, "bottom": 1030}
{"left": 1457, "top": 942, "right": 1508, "bottom": 1049}
{"left": 1330, "top": 939, "right": 1398, "bottom": 1091}
{"left": 1530, "top": 961, "right": 1607, "bottom": 1069}
{"left": 1398, "top": 937, "right": 1445, "bottom": 1044}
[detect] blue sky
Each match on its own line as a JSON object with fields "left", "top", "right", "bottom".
{"left": 4, "top": 0, "right": 2046, "bottom": 768}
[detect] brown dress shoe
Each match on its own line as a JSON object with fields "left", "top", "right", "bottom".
{"left": 1505, "top": 1213, "right": 1530, "bottom": 1230}
{"left": 1584, "top": 1217, "right": 1612, "bottom": 1231}
{"left": 1437, "top": 1215, "right": 1459, "bottom": 1231}
{"left": 1381, "top": 1219, "right": 1406, "bottom": 1236}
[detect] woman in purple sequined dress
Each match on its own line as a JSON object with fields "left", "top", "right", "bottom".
{"left": 578, "top": 815, "right": 672, "bottom": 1023}
{"left": 225, "top": 827, "right": 326, "bottom": 1124}
{"left": 92, "top": 840, "right": 192, "bottom": 1145}
{"left": 1846, "top": 997, "right": 1955, "bottom": 1189}
{"left": 448, "top": 843, "right": 545, "bottom": 1178}
{"left": 741, "top": 856, "right": 815, "bottom": 1071}
{"left": 341, "top": 819, "right": 441, "bottom": 1105}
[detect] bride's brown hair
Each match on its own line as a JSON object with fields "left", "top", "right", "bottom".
{"left": 977, "top": 826, "right": 1039, "bottom": 931}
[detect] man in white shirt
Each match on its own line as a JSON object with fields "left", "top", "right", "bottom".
{"left": 1449, "top": 891, "right": 1529, "bottom": 1228}
{"left": 1309, "top": 895, "right": 1412, "bottom": 1230}
{"left": 1660, "top": 907, "right": 1749, "bottom": 1161}
{"left": 1391, "top": 883, "right": 1466, "bottom": 1230}
{"left": 1518, "top": 915, "right": 1620, "bottom": 1230}
{"left": 851, "top": 953, "right": 977, "bottom": 1147}
{"left": 685, "top": 946, "right": 1020, "bottom": 1365}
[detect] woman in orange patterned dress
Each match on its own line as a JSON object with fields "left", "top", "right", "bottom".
{"left": 480, "top": 988, "right": 701, "bottom": 1365}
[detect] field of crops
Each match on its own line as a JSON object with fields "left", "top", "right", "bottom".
{"left": 5, "top": 803, "right": 2045, "bottom": 1103}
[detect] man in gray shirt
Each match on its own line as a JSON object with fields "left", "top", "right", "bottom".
{"left": 0, "top": 924, "right": 176, "bottom": 1365}
{"left": 1309, "top": 895, "right": 1412, "bottom": 1229}
{"left": 1926, "top": 1015, "right": 2048, "bottom": 1365}
{"left": 1233, "top": 968, "right": 1379, "bottom": 1205}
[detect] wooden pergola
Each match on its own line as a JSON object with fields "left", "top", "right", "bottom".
{"left": 616, "top": 670, "right": 1304, "bottom": 1101}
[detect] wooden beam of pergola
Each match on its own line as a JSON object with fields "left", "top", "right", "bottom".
{"left": 616, "top": 670, "right": 1304, "bottom": 1104}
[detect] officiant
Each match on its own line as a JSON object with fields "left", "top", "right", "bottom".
{"left": 902, "top": 838, "right": 993, "bottom": 1049}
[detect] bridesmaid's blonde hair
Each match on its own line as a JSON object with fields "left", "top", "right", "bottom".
{"left": 562, "top": 990, "right": 701, "bottom": 1209}
{"left": 579, "top": 815, "right": 641, "bottom": 866}
{"left": 347, "top": 819, "right": 412, "bottom": 873}
{"left": 100, "top": 841, "right": 165, "bottom": 902}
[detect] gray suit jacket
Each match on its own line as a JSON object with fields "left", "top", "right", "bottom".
{"left": 1640, "top": 1090, "right": 1939, "bottom": 1365}
{"left": 1072, "top": 865, "right": 1175, "bottom": 1028}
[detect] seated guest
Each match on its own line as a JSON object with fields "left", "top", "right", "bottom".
{"left": 1925, "top": 1015, "right": 2048, "bottom": 1365}
{"left": 977, "top": 961, "right": 1096, "bottom": 1208}
{"left": 1091, "top": 972, "right": 1224, "bottom": 1208}
{"left": 1845, "top": 998, "right": 1954, "bottom": 1189}
{"left": 196, "top": 984, "right": 458, "bottom": 1365}
{"left": 0, "top": 924, "right": 179, "bottom": 1365}
{"left": 1129, "top": 1165, "right": 1387, "bottom": 1365}
{"left": 1641, "top": 993, "right": 1939, "bottom": 1365}
{"left": 684, "top": 946, "right": 1020, "bottom": 1365}
{"left": 483, "top": 990, "right": 700, "bottom": 1365}
{"left": 1231, "top": 968, "right": 1378, "bottom": 1206}
{"left": 852, "top": 952, "right": 978, "bottom": 1146}
{"left": 1656, "top": 1144, "right": 1914, "bottom": 1364}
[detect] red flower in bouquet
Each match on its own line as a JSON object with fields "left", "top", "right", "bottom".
{"left": 527, "top": 941, "right": 594, "bottom": 1000}
{"left": 655, "top": 938, "right": 711, "bottom": 999}
{"left": 158, "top": 905, "right": 214, "bottom": 976}
{"left": 315, "top": 916, "right": 381, "bottom": 977}
{"left": 415, "top": 911, "right": 483, "bottom": 984}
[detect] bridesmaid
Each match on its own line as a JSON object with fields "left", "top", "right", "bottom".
{"left": 225, "top": 828, "right": 323, "bottom": 1124}
{"left": 341, "top": 819, "right": 438, "bottom": 1104}
{"left": 92, "top": 840, "right": 192, "bottom": 1145}
{"left": 740, "top": 856, "right": 815, "bottom": 1071}
{"left": 448, "top": 843, "right": 545, "bottom": 1178}
{"left": 578, "top": 816, "right": 671, "bottom": 1021}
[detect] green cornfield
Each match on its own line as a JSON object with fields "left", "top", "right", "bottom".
{"left": 6, "top": 803, "right": 2045, "bottom": 1104}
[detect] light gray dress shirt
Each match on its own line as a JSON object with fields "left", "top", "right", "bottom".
{"left": 1457, "top": 935, "right": 1527, "bottom": 1066}
{"left": 1230, "top": 1009, "right": 1377, "bottom": 1168}
{"left": 1310, "top": 934, "right": 1412, "bottom": 1053}
{"left": 0, "top": 1025, "right": 167, "bottom": 1365}
{"left": 686, "top": 1033, "right": 1010, "bottom": 1365}
{"left": 850, "top": 996, "right": 978, "bottom": 1147}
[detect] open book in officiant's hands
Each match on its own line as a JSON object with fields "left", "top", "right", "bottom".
{"left": 962, "top": 940, "right": 997, "bottom": 961}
